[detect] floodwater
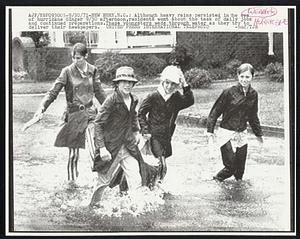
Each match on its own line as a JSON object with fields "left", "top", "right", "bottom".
{"left": 11, "top": 94, "right": 291, "bottom": 232}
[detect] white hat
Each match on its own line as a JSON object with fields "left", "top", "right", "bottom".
{"left": 112, "top": 66, "right": 138, "bottom": 82}
{"left": 160, "top": 65, "right": 184, "bottom": 85}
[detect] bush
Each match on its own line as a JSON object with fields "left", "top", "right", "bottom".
{"left": 205, "top": 53, "right": 224, "bottom": 69}
{"left": 209, "top": 68, "right": 230, "bottom": 81}
{"left": 12, "top": 70, "right": 30, "bottom": 82}
{"left": 21, "top": 31, "right": 50, "bottom": 48}
{"left": 184, "top": 68, "right": 212, "bottom": 89}
{"left": 65, "top": 31, "right": 86, "bottom": 45}
{"left": 264, "top": 62, "right": 284, "bottom": 82}
{"left": 94, "top": 51, "right": 134, "bottom": 84}
{"left": 94, "top": 52, "right": 167, "bottom": 83}
{"left": 132, "top": 55, "right": 167, "bottom": 78}
{"left": 225, "top": 59, "right": 242, "bottom": 77}
{"left": 46, "top": 68, "right": 61, "bottom": 81}
{"left": 167, "top": 44, "right": 193, "bottom": 72}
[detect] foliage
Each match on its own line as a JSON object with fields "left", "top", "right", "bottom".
{"left": 65, "top": 31, "right": 86, "bottom": 45}
{"left": 225, "top": 59, "right": 242, "bottom": 77}
{"left": 131, "top": 55, "right": 167, "bottom": 78}
{"left": 167, "top": 44, "right": 193, "bottom": 72}
{"left": 204, "top": 53, "right": 224, "bottom": 69}
{"left": 12, "top": 70, "right": 30, "bottom": 81}
{"left": 21, "top": 31, "right": 50, "bottom": 48}
{"left": 94, "top": 51, "right": 134, "bottom": 84}
{"left": 184, "top": 68, "right": 212, "bottom": 89}
{"left": 94, "top": 52, "right": 168, "bottom": 83}
{"left": 209, "top": 68, "right": 231, "bottom": 81}
{"left": 264, "top": 62, "right": 284, "bottom": 82}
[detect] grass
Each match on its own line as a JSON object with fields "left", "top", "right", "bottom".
{"left": 12, "top": 77, "right": 161, "bottom": 94}
{"left": 185, "top": 80, "right": 284, "bottom": 127}
{"left": 12, "top": 78, "right": 284, "bottom": 127}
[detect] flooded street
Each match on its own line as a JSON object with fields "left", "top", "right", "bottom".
{"left": 11, "top": 94, "right": 291, "bottom": 232}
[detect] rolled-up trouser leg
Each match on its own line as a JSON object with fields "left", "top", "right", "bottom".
{"left": 233, "top": 144, "right": 248, "bottom": 180}
{"left": 216, "top": 141, "right": 236, "bottom": 180}
{"left": 119, "top": 147, "right": 142, "bottom": 190}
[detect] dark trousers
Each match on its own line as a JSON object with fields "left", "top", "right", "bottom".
{"left": 215, "top": 141, "right": 248, "bottom": 181}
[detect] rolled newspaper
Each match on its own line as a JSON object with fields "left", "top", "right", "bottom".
{"left": 22, "top": 113, "right": 43, "bottom": 132}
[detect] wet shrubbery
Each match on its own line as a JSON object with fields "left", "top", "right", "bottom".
{"left": 264, "top": 62, "right": 284, "bottom": 82}
{"left": 225, "top": 59, "right": 242, "bottom": 78}
{"left": 209, "top": 68, "right": 231, "bottom": 81}
{"left": 130, "top": 54, "right": 167, "bottom": 78}
{"left": 12, "top": 70, "right": 31, "bottom": 82}
{"left": 94, "top": 52, "right": 167, "bottom": 84}
{"left": 184, "top": 68, "right": 212, "bottom": 89}
{"left": 94, "top": 51, "right": 134, "bottom": 84}
{"left": 167, "top": 44, "right": 193, "bottom": 72}
{"left": 206, "top": 59, "right": 242, "bottom": 81}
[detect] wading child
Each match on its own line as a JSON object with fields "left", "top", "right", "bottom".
{"left": 138, "top": 65, "right": 194, "bottom": 182}
{"left": 90, "top": 66, "right": 156, "bottom": 207}
{"left": 206, "top": 63, "right": 264, "bottom": 182}
{"left": 32, "top": 43, "right": 106, "bottom": 181}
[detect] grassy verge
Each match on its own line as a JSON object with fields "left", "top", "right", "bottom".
{"left": 12, "top": 77, "right": 161, "bottom": 94}
{"left": 183, "top": 80, "right": 284, "bottom": 127}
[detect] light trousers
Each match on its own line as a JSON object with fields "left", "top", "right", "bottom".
{"left": 95, "top": 145, "right": 142, "bottom": 190}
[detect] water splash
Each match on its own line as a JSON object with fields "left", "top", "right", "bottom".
{"left": 93, "top": 186, "right": 165, "bottom": 217}
{"left": 50, "top": 181, "right": 165, "bottom": 217}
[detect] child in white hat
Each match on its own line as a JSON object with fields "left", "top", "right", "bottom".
{"left": 138, "top": 65, "right": 194, "bottom": 182}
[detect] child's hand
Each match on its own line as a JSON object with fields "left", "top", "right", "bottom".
{"left": 133, "top": 132, "right": 141, "bottom": 145}
{"left": 33, "top": 106, "right": 45, "bottom": 119}
{"left": 100, "top": 147, "right": 111, "bottom": 161}
{"left": 206, "top": 132, "right": 216, "bottom": 144}
{"left": 142, "top": 133, "right": 152, "bottom": 141}
{"left": 180, "top": 75, "right": 188, "bottom": 87}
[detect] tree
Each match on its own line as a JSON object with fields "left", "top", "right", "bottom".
{"left": 65, "top": 31, "right": 86, "bottom": 45}
{"left": 21, "top": 31, "right": 50, "bottom": 48}
{"left": 167, "top": 44, "right": 193, "bottom": 72}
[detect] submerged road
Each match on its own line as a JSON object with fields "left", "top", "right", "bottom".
{"left": 11, "top": 94, "right": 292, "bottom": 232}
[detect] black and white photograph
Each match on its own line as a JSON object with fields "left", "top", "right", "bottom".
{"left": 6, "top": 5, "right": 296, "bottom": 236}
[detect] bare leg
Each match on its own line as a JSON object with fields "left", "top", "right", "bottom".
{"left": 68, "top": 148, "right": 76, "bottom": 181}
{"left": 67, "top": 148, "right": 71, "bottom": 181}
{"left": 71, "top": 148, "right": 75, "bottom": 181}
{"left": 74, "top": 148, "right": 79, "bottom": 178}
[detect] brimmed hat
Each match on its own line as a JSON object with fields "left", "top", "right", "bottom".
{"left": 160, "top": 65, "right": 184, "bottom": 85}
{"left": 112, "top": 66, "right": 138, "bottom": 83}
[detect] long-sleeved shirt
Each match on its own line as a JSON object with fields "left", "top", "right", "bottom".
{"left": 40, "top": 62, "right": 106, "bottom": 111}
{"left": 94, "top": 90, "right": 139, "bottom": 152}
{"left": 207, "top": 83, "right": 263, "bottom": 137}
{"left": 93, "top": 90, "right": 142, "bottom": 174}
{"left": 138, "top": 85, "right": 194, "bottom": 140}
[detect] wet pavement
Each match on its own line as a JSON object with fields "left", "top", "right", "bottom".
{"left": 11, "top": 95, "right": 291, "bottom": 232}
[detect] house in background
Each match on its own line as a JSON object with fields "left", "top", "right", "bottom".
{"left": 11, "top": 30, "right": 177, "bottom": 81}
{"left": 12, "top": 30, "right": 281, "bottom": 82}
{"left": 47, "top": 30, "right": 177, "bottom": 54}
{"left": 13, "top": 30, "right": 276, "bottom": 57}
